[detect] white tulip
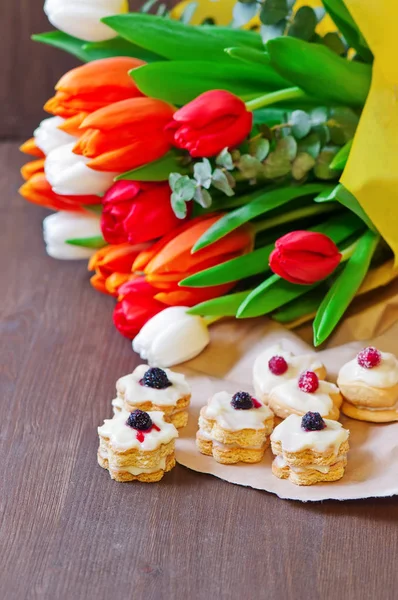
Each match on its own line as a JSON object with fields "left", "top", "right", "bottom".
{"left": 133, "top": 306, "right": 210, "bottom": 368}
{"left": 34, "top": 116, "right": 77, "bottom": 156}
{"left": 45, "top": 142, "right": 117, "bottom": 197}
{"left": 44, "top": 0, "right": 128, "bottom": 43}
{"left": 43, "top": 211, "right": 102, "bottom": 260}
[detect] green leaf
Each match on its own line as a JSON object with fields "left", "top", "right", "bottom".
{"left": 66, "top": 236, "right": 106, "bottom": 249}
{"left": 266, "top": 37, "right": 372, "bottom": 107}
{"left": 237, "top": 155, "right": 264, "bottom": 178}
{"left": 193, "top": 187, "right": 212, "bottom": 208}
{"left": 237, "top": 274, "right": 318, "bottom": 318}
{"left": 322, "top": 0, "right": 373, "bottom": 63}
{"left": 32, "top": 31, "right": 89, "bottom": 62}
{"left": 103, "top": 14, "right": 260, "bottom": 62}
{"left": 193, "top": 183, "right": 327, "bottom": 252}
{"left": 290, "top": 110, "right": 312, "bottom": 139}
{"left": 187, "top": 291, "right": 252, "bottom": 317}
{"left": 260, "top": 0, "right": 289, "bottom": 26}
{"left": 330, "top": 139, "right": 353, "bottom": 170}
{"left": 315, "top": 183, "right": 375, "bottom": 230}
{"left": 225, "top": 47, "right": 272, "bottom": 68}
{"left": 277, "top": 135, "right": 297, "bottom": 161}
{"left": 272, "top": 289, "right": 324, "bottom": 323}
{"left": 199, "top": 26, "right": 264, "bottom": 51}
{"left": 130, "top": 60, "right": 291, "bottom": 105}
{"left": 181, "top": 245, "right": 274, "bottom": 287}
{"left": 313, "top": 230, "right": 380, "bottom": 345}
{"left": 117, "top": 152, "right": 188, "bottom": 182}
{"left": 327, "top": 106, "right": 359, "bottom": 145}
{"left": 83, "top": 37, "right": 164, "bottom": 62}
{"left": 287, "top": 7, "right": 317, "bottom": 41}
{"left": 83, "top": 204, "right": 103, "bottom": 215}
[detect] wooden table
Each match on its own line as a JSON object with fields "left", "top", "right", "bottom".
{"left": 2, "top": 141, "right": 398, "bottom": 599}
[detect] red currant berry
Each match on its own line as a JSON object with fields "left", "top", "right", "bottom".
{"left": 298, "top": 371, "right": 319, "bottom": 393}
{"left": 357, "top": 347, "right": 382, "bottom": 369}
{"left": 268, "top": 355, "right": 288, "bottom": 376}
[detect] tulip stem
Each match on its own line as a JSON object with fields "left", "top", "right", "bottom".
{"left": 340, "top": 239, "right": 360, "bottom": 262}
{"left": 245, "top": 87, "right": 307, "bottom": 111}
{"left": 252, "top": 202, "right": 339, "bottom": 235}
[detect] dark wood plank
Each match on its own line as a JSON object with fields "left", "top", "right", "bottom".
{"left": 2, "top": 141, "right": 398, "bottom": 600}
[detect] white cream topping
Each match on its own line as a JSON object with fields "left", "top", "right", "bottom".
{"left": 116, "top": 365, "right": 191, "bottom": 407}
{"left": 112, "top": 397, "right": 129, "bottom": 415}
{"left": 338, "top": 351, "right": 398, "bottom": 388}
{"left": 274, "top": 454, "right": 344, "bottom": 473}
{"left": 271, "top": 414, "right": 349, "bottom": 454}
{"left": 202, "top": 391, "right": 273, "bottom": 432}
{"left": 98, "top": 410, "right": 178, "bottom": 452}
{"left": 270, "top": 379, "right": 339, "bottom": 416}
{"left": 253, "top": 344, "right": 324, "bottom": 396}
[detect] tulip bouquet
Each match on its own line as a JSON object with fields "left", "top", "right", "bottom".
{"left": 20, "top": 0, "right": 398, "bottom": 364}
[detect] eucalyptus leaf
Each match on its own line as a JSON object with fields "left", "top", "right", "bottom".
{"left": 211, "top": 170, "right": 235, "bottom": 197}
{"left": 216, "top": 148, "right": 234, "bottom": 171}
{"left": 290, "top": 110, "right": 312, "bottom": 139}
{"left": 322, "top": 0, "right": 373, "bottom": 63}
{"left": 249, "top": 138, "right": 270, "bottom": 161}
{"left": 322, "top": 32, "right": 346, "bottom": 55}
{"left": 291, "top": 152, "right": 316, "bottom": 180}
{"left": 313, "top": 230, "right": 380, "bottom": 345}
{"left": 263, "top": 151, "right": 291, "bottom": 179}
{"left": 173, "top": 176, "right": 197, "bottom": 201}
{"left": 238, "top": 155, "right": 264, "bottom": 179}
{"left": 297, "top": 131, "right": 321, "bottom": 159}
{"left": 193, "top": 183, "right": 327, "bottom": 252}
{"left": 260, "top": 0, "right": 289, "bottom": 26}
{"left": 314, "top": 146, "right": 341, "bottom": 180}
{"left": 194, "top": 159, "right": 212, "bottom": 189}
{"left": 267, "top": 37, "right": 371, "bottom": 106}
{"left": 328, "top": 107, "right": 359, "bottom": 145}
{"left": 171, "top": 194, "right": 188, "bottom": 219}
{"left": 260, "top": 21, "right": 287, "bottom": 43}
{"left": 310, "top": 107, "right": 329, "bottom": 126}
{"left": 277, "top": 135, "right": 298, "bottom": 161}
{"left": 287, "top": 7, "right": 317, "bottom": 41}
{"left": 193, "top": 187, "right": 212, "bottom": 208}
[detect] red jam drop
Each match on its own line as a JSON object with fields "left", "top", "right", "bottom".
{"left": 357, "top": 346, "right": 382, "bottom": 369}
{"left": 298, "top": 371, "right": 319, "bottom": 393}
{"left": 136, "top": 423, "right": 160, "bottom": 443}
{"left": 252, "top": 398, "right": 262, "bottom": 408}
{"left": 268, "top": 355, "right": 288, "bottom": 375}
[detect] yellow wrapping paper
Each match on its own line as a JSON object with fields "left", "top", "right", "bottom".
{"left": 341, "top": 0, "right": 398, "bottom": 260}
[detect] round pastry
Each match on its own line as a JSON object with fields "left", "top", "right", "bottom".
{"left": 98, "top": 409, "right": 178, "bottom": 482}
{"left": 338, "top": 346, "right": 398, "bottom": 422}
{"left": 114, "top": 365, "right": 191, "bottom": 428}
{"left": 253, "top": 344, "right": 326, "bottom": 404}
{"left": 196, "top": 391, "right": 274, "bottom": 464}
{"left": 268, "top": 371, "right": 342, "bottom": 421}
{"left": 271, "top": 412, "right": 349, "bottom": 486}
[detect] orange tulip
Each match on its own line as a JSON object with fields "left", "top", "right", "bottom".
{"left": 73, "top": 97, "right": 175, "bottom": 172}
{"left": 20, "top": 138, "right": 45, "bottom": 158}
{"left": 19, "top": 171, "right": 100, "bottom": 213}
{"left": 133, "top": 215, "right": 253, "bottom": 307}
{"left": 88, "top": 243, "right": 149, "bottom": 296}
{"left": 44, "top": 57, "right": 146, "bottom": 135}
{"left": 20, "top": 159, "right": 46, "bottom": 181}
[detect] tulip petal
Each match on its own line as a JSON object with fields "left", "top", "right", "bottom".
{"left": 20, "top": 138, "right": 45, "bottom": 158}
{"left": 174, "top": 90, "right": 248, "bottom": 127}
{"left": 275, "top": 230, "right": 340, "bottom": 256}
{"left": 21, "top": 159, "right": 46, "bottom": 181}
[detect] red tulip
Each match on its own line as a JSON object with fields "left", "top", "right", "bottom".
{"left": 166, "top": 90, "right": 253, "bottom": 158}
{"left": 101, "top": 180, "right": 183, "bottom": 245}
{"left": 269, "top": 231, "right": 342, "bottom": 285}
{"left": 113, "top": 289, "right": 164, "bottom": 339}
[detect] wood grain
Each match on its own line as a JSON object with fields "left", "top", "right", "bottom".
{"left": 2, "top": 141, "right": 398, "bottom": 600}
